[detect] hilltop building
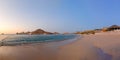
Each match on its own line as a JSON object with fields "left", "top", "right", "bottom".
{"left": 107, "top": 25, "right": 120, "bottom": 31}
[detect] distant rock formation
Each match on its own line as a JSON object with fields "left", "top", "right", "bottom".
{"left": 16, "top": 32, "right": 30, "bottom": 35}
{"left": 63, "top": 32, "right": 69, "bottom": 34}
{"left": 53, "top": 32, "right": 59, "bottom": 34}
{"left": 31, "top": 29, "right": 53, "bottom": 35}
{"left": 16, "top": 29, "right": 56, "bottom": 35}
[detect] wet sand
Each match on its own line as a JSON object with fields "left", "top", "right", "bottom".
{"left": 0, "top": 32, "right": 120, "bottom": 60}
{"left": 0, "top": 36, "right": 78, "bottom": 60}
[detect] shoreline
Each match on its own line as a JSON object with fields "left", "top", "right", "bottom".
{"left": 0, "top": 32, "right": 120, "bottom": 60}
{"left": 0, "top": 35, "right": 80, "bottom": 60}
{"left": 0, "top": 34, "right": 78, "bottom": 46}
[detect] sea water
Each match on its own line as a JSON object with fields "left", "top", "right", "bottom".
{"left": 0, "top": 34, "right": 77, "bottom": 46}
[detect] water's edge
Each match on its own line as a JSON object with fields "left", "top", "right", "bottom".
{"left": 0, "top": 34, "right": 80, "bottom": 46}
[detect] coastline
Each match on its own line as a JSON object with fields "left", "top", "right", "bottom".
{"left": 0, "top": 34, "right": 79, "bottom": 46}
{"left": 0, "top": 35, "right": 80, "bottom": 60}
{"left": 0, "top": 32, "right": 120, "bottom": 60}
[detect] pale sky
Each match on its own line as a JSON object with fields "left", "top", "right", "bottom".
{"left": 0, "top": 0, "right": 120, "bottom": 34}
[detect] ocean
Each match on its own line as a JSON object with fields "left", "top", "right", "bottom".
{"left": 0, "top": 34, "right": 77, "bottom": 46}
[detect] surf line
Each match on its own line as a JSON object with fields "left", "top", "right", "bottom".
{"left": 0, "top": 36, "right": 9, "bottom": 46}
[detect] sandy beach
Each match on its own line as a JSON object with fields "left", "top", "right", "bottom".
{"left": 57, "top": 32, "right": 120, "bottom": 60}
{"left": 1, "top": 0, "right": 120, "bottom": 60}
{"left": 0, "top": 32, "right": 120, "bottom": 60}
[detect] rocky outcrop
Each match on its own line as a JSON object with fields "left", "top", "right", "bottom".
{"left": 31, "top": 29, "right": 53, "bottom": 35}
{"left": 17, "top": 29, "right": 54, "bottom": 35}
{"left": 31, "top": 29, "right": 46, "bottom": 34}
{"left": 16, "top": 32, "right": 30, "bottom": 35}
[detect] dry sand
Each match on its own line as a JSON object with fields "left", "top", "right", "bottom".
{"left": 57, "top": 32, "right": 120, "bottom": 60}
{"left": 0, "top": 32, "right": 120, "bottom": 60}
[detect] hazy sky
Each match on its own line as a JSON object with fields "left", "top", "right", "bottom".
{"left": 0, "top": 0, "right": 120, "bottom": 34}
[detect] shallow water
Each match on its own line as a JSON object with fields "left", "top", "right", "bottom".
{"left": 0, "top": 34, "right": 77, "bottom": 46}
